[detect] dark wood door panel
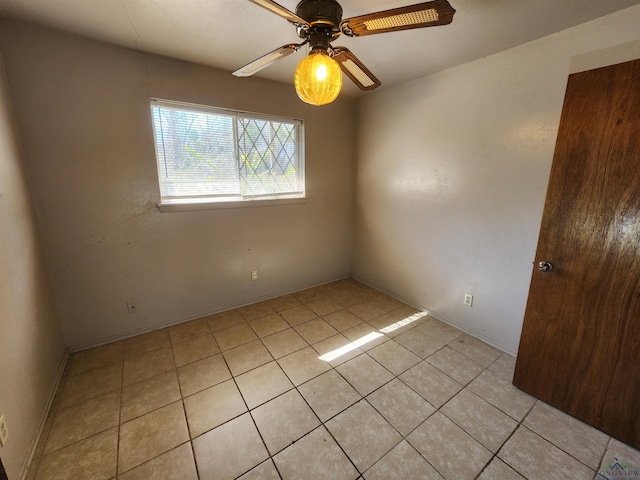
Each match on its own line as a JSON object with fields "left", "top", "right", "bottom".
{"left": 514, "top": 59, "right": 640, "bottom": 448}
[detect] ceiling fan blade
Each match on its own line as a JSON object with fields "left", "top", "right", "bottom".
{"left": 233, "top": 43, "right": 305, "bottom": 77}
{"left": 340, "top": 0, "right": 455, "bottom": 37}
{"left": 248, "top": 0, "right": 311, "bottom": 27}
{"left": 332, "top": 47, "right": 381, "bottom": 91}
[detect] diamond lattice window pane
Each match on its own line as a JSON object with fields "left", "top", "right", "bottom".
{"left": 237, "top": 118, "right": 301, "bottom": 196}
{"left": 150, "top": 100, "right": 304, "bottom": 204}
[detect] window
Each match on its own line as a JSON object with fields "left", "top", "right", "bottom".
{"left": 150, "top": 99, "right": 305, "bottom": 208}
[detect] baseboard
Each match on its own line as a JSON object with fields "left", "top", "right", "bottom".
{"left": 425, "top": 310, "right": 517, "bottom": 357}
{"left": 19, "top": 349, "right": 70, "bottom": 480}
{"left": 68, "top": 275, "right": 352, "bottom": 353}
{"left": 350, "top": 275, "right": 517, "bottom": 357}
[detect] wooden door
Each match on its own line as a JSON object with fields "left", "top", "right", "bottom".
{"left": 513, "top": 59, "right": 640, "bottom": 448}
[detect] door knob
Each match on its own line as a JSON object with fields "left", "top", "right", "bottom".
{"left": 538, "top": 261, "right": 554, "bottom": 272}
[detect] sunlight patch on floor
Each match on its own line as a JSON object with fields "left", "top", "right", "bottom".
{"left": 318, "top": 332, "right": 383, "bottom": 362}
{"left": 318, "top": 311, "right": 427, "bottom": 362}
{"left": 379, "top": 311, "right": 428, "bottom": 334}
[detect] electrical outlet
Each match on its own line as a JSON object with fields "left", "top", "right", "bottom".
{"left": 127, "top": 302, "right": 137, "bottom": 314}
{"left": 251, "top": 270, "right": 258, "bottom": 281}
{"left": 464, "top": 293, "right": 473, "bottom": 307}
{"left": 0, "top": 415, "right": 8, "bottom": 447}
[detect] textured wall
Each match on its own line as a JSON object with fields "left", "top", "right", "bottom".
{"left": 0, "top": 51, "right": 66, "bottom": 480}
{"left": 353, "top": 5, "right": 640, "bottom": 353}
{"left": 0, "top": 20, "right": 357, "bottom": 349}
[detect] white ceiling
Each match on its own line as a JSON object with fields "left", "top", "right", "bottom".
{"left": 0, "top": 0, "right": 638, "bottom": 97}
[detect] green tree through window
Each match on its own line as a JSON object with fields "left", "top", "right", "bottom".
{"left": 151, "top": 100, "right": 304, "bottom": 204}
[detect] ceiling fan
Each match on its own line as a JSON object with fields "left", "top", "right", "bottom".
{"left": 233, "top": 0, "right": 456, "bottom": 106}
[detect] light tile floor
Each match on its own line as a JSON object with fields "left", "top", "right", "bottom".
{"left": 27, "top": 279, "right": 640, "bottom": 480}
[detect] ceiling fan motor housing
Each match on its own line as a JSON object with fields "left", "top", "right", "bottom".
{"left": 296, "top": 0, "right": 343, "bottom": 29}
{"left": 236, "top": 0, "right": 456, "bottom": 96}
{"left": 296, "top": 0, "right": 343, "bottom": 50}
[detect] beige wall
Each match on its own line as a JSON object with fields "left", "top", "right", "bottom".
{"left": 0, "top": 20, "right": 357, "bottom": 350}
{"left": 0, "top": 51, "right": 66, "bottom": 479}
{"left": 353, "top": 5, "right": 640, "bottom": 354}
{"left": 2, "top": 6, "right": 638, "bottom": 478}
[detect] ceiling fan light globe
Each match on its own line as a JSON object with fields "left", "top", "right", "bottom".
{"left": 294, "top": 52, "right": 342, "bottom": 106}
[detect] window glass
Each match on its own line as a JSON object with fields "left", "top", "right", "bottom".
{"left": 151, "top": 100, "right": 304, "bottom": 205}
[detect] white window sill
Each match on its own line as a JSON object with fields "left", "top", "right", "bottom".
{"left": 157, "top": 196, "right": 308, "bottom": 212}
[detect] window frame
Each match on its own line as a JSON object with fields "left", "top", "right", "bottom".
{"left": 150, "top": 99, "right": 306, "bottom": 211}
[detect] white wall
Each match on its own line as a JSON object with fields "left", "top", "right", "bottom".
{"left": 0, "top": 51, "right": 66, "bottom": 480}
{"left": 0, "top": 20, "right": 357, "bottom": 350}
{"left": 353, "top": 5, "right": 640, "bottom": 354}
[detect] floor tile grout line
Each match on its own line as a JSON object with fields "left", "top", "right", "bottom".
{"left": 378, "top": 342, "right": 511, "bottom": 480}
{"left": 32, "top": 286, "right": 371, "bottom": 475}
{"left": 115, "top": 360, "right": 124, "bottom": 478}
{"left": 33, "top": 427, "right": 123, "bottom": 476}
{"left": 362, "top": 340, "right": 480, "bottom": 479}
{"left": 54, "top": 373, "right": 123, "bottom": 412}
{"left": 241, "top": 311, "right": 392, "bottom": 477}
{"left": 117, "top": 336, "right": 191, "bottom": 476}
{"left": 514, "top": 396, "right": 613, "bottom": 474}
{"left": 314, "top": 409, "right": 366, "bottom": 478}
{"left": 324, "top": 335, "right": 466, "bottom": 479}
{"left": 477, "top": 397, "right": 541, "bottom": 480}
{"left": 37, "top": 390, "right": 123, "bottom": 458}
{"left": 517, "top": 423, "right": 605, "bottom": 475}
{"left": 356, "top": 395, "right": 436, "bottom": 478}
{"left": 64, "top": 283, "right": 375, "bottom": 360}
{"left": 597, "top": 437, "right": 614, "bottom": 477}
{"left": 249, "top": 350, "right": 332, "bottom": 478}
{"left": 228, "top": 296, "right": 350, "bottom": 477}
{"left": 34, "top": 314, "right": 483, "bottom": 469}
{"left": 312, "top": 332, "right": 437, "bottom": 477}
{"left": 296, "top": 374, "right": 363, "bottom": 425}
{"left": 244, "top": 395, "right": 282, "bottom": 478}
{"left": 458, "top": 356, "right": 524, "bottom": 422}
{"left": 348, "top": 336, "right": 610, "bottom": 480}
{"left": 214, "top": 308, "right": 318, "bottom": 354}
{"left": 170, "top": 339, "right": 202, "bottom": 480}
{"left": 363, "top": 380, "right": 434, "bottom": 434}
{"left": 43, "top": 281, "right": 628, "bottom": 480}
